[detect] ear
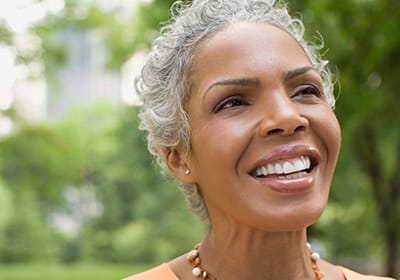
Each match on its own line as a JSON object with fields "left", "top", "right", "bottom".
{"left": 162, "top": 147, "right": 195, "bottom": 183}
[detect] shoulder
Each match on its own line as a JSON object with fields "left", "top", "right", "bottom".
{"left": 122, "top": 263, "right": 179, "bottom": 280}
{"left": 338, "top": 266, "right": 397, "bottom": 280}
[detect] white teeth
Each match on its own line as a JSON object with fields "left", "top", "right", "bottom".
{"left": 254, "top": 166, "right": 268, "bottom": 177}
{"left": 278, "top": 171, "right": 307, "bottom": 180}
{"left": 274, "top": 163, "right": 283, "bottom": 174}
{"left": 255, "top": 167, "right": 263, "bottom": 177}
{"left": 294, "top": 159, "right": 304, "bottom": 171}
{"left": 267, "top": 164, "right": 274, "bottom": 174}
{"left": 252, "top": 156, "right": 312, "bottom": 177}
{"left": 261, "top": 166, "right": 267, "bottom": 175}
{"left": 301, "top": 156, "right": 311, "bottom": 169}
{"left": 283, "top": 162, "right": 295, "bottom": 174}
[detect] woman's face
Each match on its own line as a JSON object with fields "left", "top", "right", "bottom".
{"left": 185, "top": 22, "right": 341, "bottom": 231}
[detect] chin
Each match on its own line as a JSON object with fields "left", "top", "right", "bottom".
{"left": 257, "top": 201, "right": 327, "bottom": 232}
{"left": 285, "top": 205, "right": 325, "bottom": 232}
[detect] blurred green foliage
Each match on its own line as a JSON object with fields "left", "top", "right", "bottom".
{"left": 0, "top": 263, "right": 147, "bottom": 280}
{"left": 0, "top": 21, "right": 13, "bottom": 46}
{"left": 0, "top": 0, "right": 399, "bottom": 278}
{"left": 0, "top": 104, "right": 205, "bottom": 266}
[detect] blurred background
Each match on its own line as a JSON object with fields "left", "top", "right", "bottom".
{"left": 0, "top": 0, "right": 399, "bottom": 279}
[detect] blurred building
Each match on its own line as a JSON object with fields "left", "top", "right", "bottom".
{"left": 0, "top": 0, "right": 146, "bottom": 133}
{"left": 47, "top": 0, "right": 144, "bottom": 117}
{"left": 48, "top": 29, "right": 122, "bottom": 117}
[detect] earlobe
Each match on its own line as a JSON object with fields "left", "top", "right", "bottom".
{"left": 162, "top": 147, "right": 195, "bottom": 183}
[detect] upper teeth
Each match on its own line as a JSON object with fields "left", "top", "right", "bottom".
{"left": 253, "top": 156, "right": 311, "bottom": 177}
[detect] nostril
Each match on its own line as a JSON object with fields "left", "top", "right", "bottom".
{"left": 267, "top": 128, "right": 284, "bottom": 135}
{"left": 294, "top": 125, "right": 306, "bottom": 133}
{"left": 266, "top": 125, "right": 306, "bottom": 136}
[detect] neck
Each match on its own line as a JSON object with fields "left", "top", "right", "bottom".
{"left": 198, "top": 225, "right": 315, "bottom": 280}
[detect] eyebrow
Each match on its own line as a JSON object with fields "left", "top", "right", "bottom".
{"left": 203, "top": 66, "right": 316, "bottom": 98}
{"left": 284, "top": 66, "right": 315, "bottom": 81}
{"left": 204, "top": 78, "right": 260, "bottom": 97}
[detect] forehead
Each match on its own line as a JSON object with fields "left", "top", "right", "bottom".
{"left": 190, "top": 22, "right": 311, "bottom": 90}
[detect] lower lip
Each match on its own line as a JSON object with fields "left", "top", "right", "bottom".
{"left": 252, "top": 168, "right": 317, "bottom": 194}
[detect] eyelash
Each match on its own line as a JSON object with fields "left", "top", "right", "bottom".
{"left": 294, "top": 85, "right": 322, "bottom": 98}
{"left": 213, "top": 96, "right": 246, "bottom": 113}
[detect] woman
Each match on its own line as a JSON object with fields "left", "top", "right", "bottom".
{"left": 124, "top": 0, "right": 396, "bottom": 279}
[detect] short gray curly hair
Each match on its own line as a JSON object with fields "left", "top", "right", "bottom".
{"left": 136, "top": 0, "right": 335, "bottom": 221}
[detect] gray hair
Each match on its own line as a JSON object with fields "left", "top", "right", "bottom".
{"left": 136, "top": 0, "right": 335, "bottom": 221}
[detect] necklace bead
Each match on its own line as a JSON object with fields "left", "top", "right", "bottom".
{"left": 192, "top": 267, "right": 202, "bottom": 277}
{"left": 187, "top": 242, "right": 324, "bottom": 280}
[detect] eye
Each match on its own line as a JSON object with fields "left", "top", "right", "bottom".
{"left": 213, "top": 96, "right": 246, "bottom": 113}
{"left": 292, "top": 85, "right": 322, "bottom": 100}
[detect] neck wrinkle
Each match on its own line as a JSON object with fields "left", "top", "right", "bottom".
{"left": 199, "top": 226, "right": 315, "bottom": 280}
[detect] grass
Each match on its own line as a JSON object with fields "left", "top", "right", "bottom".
{"left": 0, "top": 263, "right": 152, "bottom": 280}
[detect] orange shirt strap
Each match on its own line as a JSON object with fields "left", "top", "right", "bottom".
{"left": 122, "top": 264, "right": 179, "bottom": 280}
{"left": 338, "top": 266, "right": 396, "bottom": 280}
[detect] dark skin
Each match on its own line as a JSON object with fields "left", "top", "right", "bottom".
{"left": 164, "top": 22, "right": 343, "bottom": 280}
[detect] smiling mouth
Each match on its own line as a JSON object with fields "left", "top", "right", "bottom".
{"left": 250, "top": 156, "right": 317, "bottom": 180}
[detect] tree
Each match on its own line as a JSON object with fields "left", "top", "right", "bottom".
{"left": 0, "top": 21, "right": 13, "bottom": 46}
{"left": 0, "top": 120, "right": 86, "bottom": 262}
{"left": 0, "top": 189, "right": 59, "bottom": 262}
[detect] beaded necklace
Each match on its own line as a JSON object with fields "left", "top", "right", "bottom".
{"left": 187, "top": 242, "right": 324, "bottom": 280}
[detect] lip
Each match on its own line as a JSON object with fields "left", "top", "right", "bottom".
{"left": 248, "top": 144, "right": 320, "bottom": 193}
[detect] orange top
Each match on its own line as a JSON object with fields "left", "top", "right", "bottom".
{"left": 338, "top": 266, "right": 396, "bottom": 280}
{"left": 123, "top": 264, "right": 177, "bottom": 280}
{"left": 123, "top": 263, "right": 396, "bottom": 280}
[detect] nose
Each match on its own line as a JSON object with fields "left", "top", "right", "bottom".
{"left": 257, "top": 95, "right": 309, "bottom": 137}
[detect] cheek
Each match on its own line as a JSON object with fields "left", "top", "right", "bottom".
{"left": 192, "top": 117, "right": 256, "bottom": 155}
{"left": 314, "top": 109, "right": 342, "bottom": 165}
{"left": 189, "top": 118, "right": 256, "bottom": 180}
{"left": 326, "top": 114, "right": 341, "bottom": 153}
